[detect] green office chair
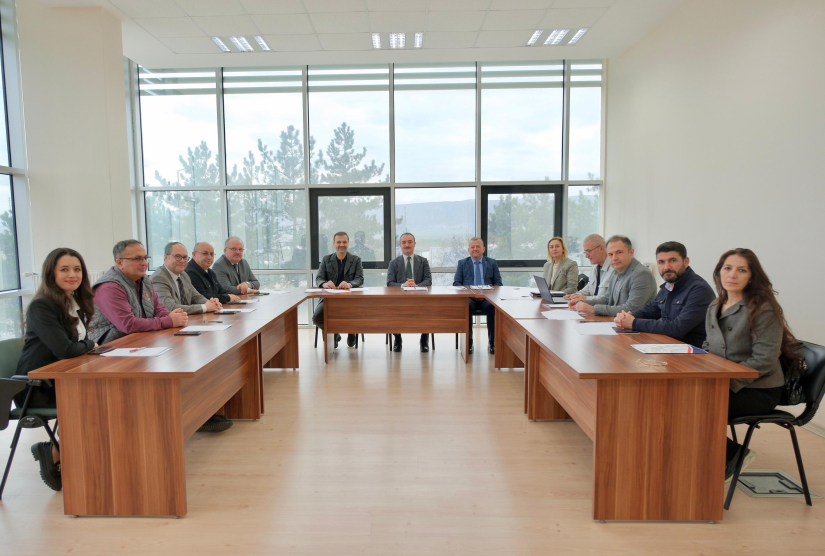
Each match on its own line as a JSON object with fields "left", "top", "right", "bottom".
{"left": 0, "top": 337, "right": 60, "bottom": 499}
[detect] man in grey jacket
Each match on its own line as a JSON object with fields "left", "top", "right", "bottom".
{"left": 212, "top": 236, "right": 260, "bottom": 295}
{"left": 152, "top": 242, "right": 223, "bottom": 315}
{"left": 387, "top": 232, "right": 433, "bottom": 352}
{"left": 570, "top": 235, "right": 657, "bottom": 317}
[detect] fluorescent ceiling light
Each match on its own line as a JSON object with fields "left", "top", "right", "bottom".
{"left": 414, "top": 32, "right": 423, "bottom": 48}
{"left": 254, "top": 36, "right": 270, "bottom": 51}
{"left": 230, "top": 36, "right": 254, "bottom": 52}
{"left": 544, "top": 29, "right": 569, "bottom": 45}
{"left": 211, "top": 37, "right": 230, "bottom": 52}
{"left": 567, "top": 28, "right": 589, "bottom": 44}
{"left": 372, "top": 33, "right": 381, "bottom": 49}
{"left": 526, "top": 30, "right": 543, "bottom": 46}
{"left": 389, "top": 33, "right": 405, "bottom": 49}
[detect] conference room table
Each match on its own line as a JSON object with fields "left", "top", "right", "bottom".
{"left": 30, "top": 286, "right": 756, "bottom": 521}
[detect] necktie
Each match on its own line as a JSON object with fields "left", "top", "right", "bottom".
{"left": 405, "top": 256, "right": 413, "bottom": 280}
{"left": 474, "top": 261, "right": 482, "bottom": 286}
{"left": 177, "top": 277, "right": 185, "bottom": 302}
{"left": 594, "top": 265, "right": 601, "bottom": 295}
{"left": 233, "top": 264, "right": 241, "bottom": 282}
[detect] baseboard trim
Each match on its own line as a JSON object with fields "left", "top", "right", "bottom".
{"left": 803, "top": 422, "right": 825, "bottom": 439}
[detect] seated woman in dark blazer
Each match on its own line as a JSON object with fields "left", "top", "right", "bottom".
{"left": 702, "top": 248, "right": 797, "bottom": 482}
{"left": 16, "top": 247, "right": 97, "bottom": 491}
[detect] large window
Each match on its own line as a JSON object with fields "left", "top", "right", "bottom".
{"left": 134, "top": 58, "right": 605, "bottom": 324}
{"left": 480, "top": 62, "right": 564, "bottom": 181}
{"left": 395, "top": 187, "right": 475, "bottom": 267}
{"left": 223, "top": 68, "right": 305, "bottom": 186}
{"left": 139, "top": 69, "right": 220, "bottom": 187}
{"left": 308, "top": 66, "right": 390, "bottom": 184}
{"left": 394, "top": 64, "right": 477, "bottom": 183}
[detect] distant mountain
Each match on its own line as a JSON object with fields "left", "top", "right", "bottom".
{"left": 395, "top": 199, "right": 476, "bottom": 239}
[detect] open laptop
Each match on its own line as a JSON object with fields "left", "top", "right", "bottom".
{"left": 532, "top": 275, "right": 568, "bottom": 303}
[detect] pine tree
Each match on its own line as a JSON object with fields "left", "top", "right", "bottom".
{"left": 314, "top": 122, "right": 385, "bottom": 184}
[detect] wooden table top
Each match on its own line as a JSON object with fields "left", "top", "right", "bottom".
{"left": 515, "top": 317, "right": 758, "bottom": 381}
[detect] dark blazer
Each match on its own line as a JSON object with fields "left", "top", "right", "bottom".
{"left": 17, "top": 297, "right": 95, "bottom": 377}
{"left": 702, "top": 300, "right": 785, "bottom": 393}
{"left": 387, "top": 254, "right": 432, "bottom": 287}
{"left": 212, "top": 254, "right": 260, "bottom": 294}
{"left": 315, "top": 253, "right": 364, "bottom": 288}
{"left": 631, "top": 267, "right": 716, "bottom": 346}
{"left": 453, "top": 256, "right": 503, "bottom": 286}
{"left": 185, "top": 259, "right": 234, "bottom": 304}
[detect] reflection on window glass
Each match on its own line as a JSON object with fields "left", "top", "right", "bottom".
{"left": 500, "top": 272, "right": 535, "bottom": 287}
{"left": 431, "top": 272, "right": 456, "bottom": 286}
{"left": 487, "top": 193, "right": 555, "bottom": 260}
{"left": 309, "top": 93, "right": 389, "bottom": 184}
{"left": 144, "top": 190, "right": 223, "bottom": 268}
{"left": 394, "top": 89, "right": 475, "bottom": 182}
{"left": 481, "top": 88, "right": 562, "bottom": 181}
{"left": 567, "top": 185, "right": 601, "bottom": 266}
{"left": 228, "top": 190, "right": 306, "bottom": 270}
{"left": 395, "top": 187, "right": 475, "bottom": 267}
{"left": 0, "top": 175, "right": 19, "bottom": 291}
{"left": 0, "top": 34, "right": 9, "bottom": 167}
{"left": 363, "top": 272, "right": 387, "bottom": 288}
{"left": 317, "top": 196, "right": 384, "bottom": 262}
{"left": 0, "top": 297, "right": 21, "bottom": 340}
{"left": 224, "top": 92, "right": 305, "bottom": 185}
{"left": 569, "top": 87, "right": 601, "bottom": 180}
{"left": 139, "top": 69, "right": 219, "bottom": 187}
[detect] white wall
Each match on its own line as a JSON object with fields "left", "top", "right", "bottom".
{"left": 606, "top": 0, "right": 825, "bottom": 429}
{"left": 17, "top": 0, "right": 133, "bottom": 273}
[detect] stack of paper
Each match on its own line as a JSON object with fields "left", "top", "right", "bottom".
{"left": 402, "top": 286, "right": 428, "bottom": 291}
{"left": 469, "top": 285, "right": 493, "bottom": 290}
{"left": 305, "top": 288, "right": 324, "bottom": 292}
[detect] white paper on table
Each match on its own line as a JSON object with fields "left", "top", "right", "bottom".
{"left": 100, "top": 347, "right": 171, "bottom": 357}
{"left": 469, "top": 285, "right": 493, "bottom": 290}
{"left": 233, "top": 299, "right": 258, "bottom": 304}
{"left": 180, "top": 324, "right": 232, "bottom": 332}
{"left": 261, "top": 290, "right": 289, "bottom": 294}
{"left": 227, "top": 308, "right": 256, "bottom": 313}
{"left": 446, "top": 286, "right": 466, "bottom": 290}
{"left": 402, "top": 286, "right": 427, "bottom": 291}
{"left": 573, "top": 323, "right": 617, "bottom": 335}
{"left": 305, "top": 288, "right": 324, "bottom": 292}
{"left": 541, "top": 310, "right": 584, "bottom": 321}
{"left": 631, "top": 344, "right": 705, "bottom": 354}
{"left": 542, "top": 302, "right": 569, "bottom": 307}
{"left": 350, "top": 287, "right": 366, "bottom": 291}
{"left": 324, "top": 289, "right": 348, "bottom": 293}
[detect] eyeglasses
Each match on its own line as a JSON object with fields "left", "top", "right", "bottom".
{"left": 196, "top": 251, "right": 216, "bottom": 257}
{"left": 118, "top": 256, "right": 151, "bottom": 263}
{"left": 583, "top": 247, "right": 602, "bottom": 256}
{"left": 227, "top": 247, "right": 244, "bottom": 253}
{"left": 172, "top": 255, "right": 190, "bottom": 262}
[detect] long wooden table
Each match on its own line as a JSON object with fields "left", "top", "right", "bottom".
{"left": 30, "top": 286, "right": 757, "bottom": 521}
{"left": 484, "top": 288, "right": 758, "bottom": 522}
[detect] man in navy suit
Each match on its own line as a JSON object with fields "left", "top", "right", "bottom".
{"left": 453, "top": 237, "right": 503, "bottom": 354}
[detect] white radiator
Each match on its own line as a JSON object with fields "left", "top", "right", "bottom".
{"left": 29, "top": 270, "right": 106, "bottom": 291}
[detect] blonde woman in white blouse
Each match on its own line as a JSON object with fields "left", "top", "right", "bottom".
{"left": 542, "top": 237, "right": 579, "bottom": 294}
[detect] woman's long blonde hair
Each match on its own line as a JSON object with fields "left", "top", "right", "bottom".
{"left": 546, "top": 237, "right": 568, "bottom": 261}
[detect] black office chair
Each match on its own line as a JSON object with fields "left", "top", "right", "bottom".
{"left": 456, "top": 308, "right": 485, "bottom": 350}
{"left": 724, "top": 341, "right": 825, "bottom": 510}
{"left": 0, "top": 338, "right": 60, "bottom": 499}
{"left": 577, "top": 273, "right": 589, "bottom": 291}
{"left": 385, "top": 333, "right": 435, "bottom": 350}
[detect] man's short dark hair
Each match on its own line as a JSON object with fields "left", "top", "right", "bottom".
{"left": 164, "top": 241, "right": 185, "bottom": 256}
{"left": 606, "top": 235, "right": 632, "bottom": 250}
{"left": 333, "top": 231, "right": 349, "bottom": 241}
{"left": 399, "top": 232, "right": 415, "bottom": 242}
{"left": 113, "top": 239, "right": 143, "bottom": 260}
{"left": 656, "top": 241, "right": 687, "bottom": 259}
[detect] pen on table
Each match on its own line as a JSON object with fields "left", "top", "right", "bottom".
{"left": 129, "top": 347, "right": 147, "bottom": 353}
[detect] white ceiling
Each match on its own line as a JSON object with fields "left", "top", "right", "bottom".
{"left": 37, "top": 0, "right": 688, "bottom": 68}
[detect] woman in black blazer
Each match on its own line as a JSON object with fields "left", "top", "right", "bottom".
{"left": 703, "top": 248, "right": 798, "bottom": 482}
{"left": 16, "top": 247, "right": 97, "bottom": 491}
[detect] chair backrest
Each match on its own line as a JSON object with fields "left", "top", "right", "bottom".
{"left": 577, "top": 273, "right": 589, "bottom": 291}
{"left": 795, "top": 341, "right": 825, "bottom": 426}
{"left": 0, "top": 338, "right": 23, "bottom": 380}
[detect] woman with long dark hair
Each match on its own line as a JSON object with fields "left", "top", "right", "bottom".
{"left": 703, "top": 248, "right": 798, "bottom": 482}
{"left": 16, "top": 247, "right": 97, "bottom": 491}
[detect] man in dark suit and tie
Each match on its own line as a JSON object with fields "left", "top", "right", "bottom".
{"left": 313, "top": 231, "right": 364, "bottom": 348}
{"left": 453, "top": 237, "right": 503, "bottom": 354}
{"left": 387, "top": 232, "right": 433, "bottom": 352}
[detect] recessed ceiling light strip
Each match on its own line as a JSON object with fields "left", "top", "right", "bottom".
{"left": 230, "top": 36, "right": 254, "bottom": 52}
{"left": 544, "top": 29, "right": 569, "bottom": 46}
{"left": 414, "top": 32, "right": 423, "bottom": 48}
{"left": 567, "top": 28, "right": 589, "bottom": 45}
{"left": 372, "top": 33, "right": 381, "bottom": 49}
{"left": 254, "top": 36, "right": 270, "bottom": 51}
{"left": 526, "top": 30, "right": 543, "bottom": 46}
{"left": 212, "top": 37, "right": 230, "bottom": 52}
{"left": 389, "top": 33, "right": 405, "bottom": 49}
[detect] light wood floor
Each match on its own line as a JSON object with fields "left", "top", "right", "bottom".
{"left": 1, "top": 329, "right": 824, "bottom": 555}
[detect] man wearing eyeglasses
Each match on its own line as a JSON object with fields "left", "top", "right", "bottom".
{"left": 88, "top": 239, "right": 188, "bottom": 345}
{"left": 152, "top": 242, "right": 223, "bottom": 314}
{"left": 564, "top": 233, "right": 614, "bottom": 302}
{"left": 186, "top": 242, "right": 241, "bottom": 304}
{"left": 213, "top": 236, "right": 260, "bottom": 295}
